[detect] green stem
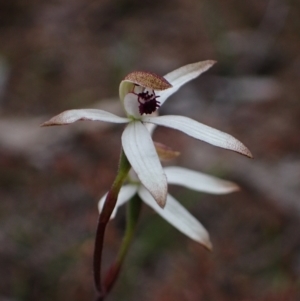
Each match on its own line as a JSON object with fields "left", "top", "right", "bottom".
{"left": 117, "top": 195, "right": 142, "bottom": 263}
{"left": 93, "top": 149, "right": 131, "bottom": 299}
{"left": 103, "top": 195, "right": 142, "bottom": 294}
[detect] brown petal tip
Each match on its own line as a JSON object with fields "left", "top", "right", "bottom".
{"left": 40, "top": 120, "right": 53, "bottom": 127}
{"left": 204, "top": 240, "right": 213, "bottom": 252}
{"left": 243, "top": 148, "right": 254, "bottom": 159}
{"left": 40, "top": 117, "right": 67, "bottom": 127}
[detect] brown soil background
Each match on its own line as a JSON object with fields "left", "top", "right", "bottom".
{"left": 0, "top": 0, "right": 300, "bottom": 300}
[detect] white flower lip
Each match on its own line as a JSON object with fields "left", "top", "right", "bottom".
{"left": 123, "top": 93, "right": 142, "bottom": 118}
{"left": 42, "top": 60, "right": 252, "bottom": 208}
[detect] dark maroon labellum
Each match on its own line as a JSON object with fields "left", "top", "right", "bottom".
{"left": 137, "top": 91, "right": 160, "bottom": 115}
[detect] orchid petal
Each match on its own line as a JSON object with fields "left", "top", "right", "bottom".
{"left": 123, "top": 93, "right": 141, "bottom": 118}
{"left": 143, "top": 115, "right": 253, "bottom": 158}
{"left": 164, "top": 166, "right": 239, "bottom": 194}
{"left": 158, "top": 60, "right": 216, "bottom": 105}
{"left": 98, "top": 184, "right": 138, "bottom": 219}
{"left": 143, "top": 110, "right": 159, "bottom": 134}
{"left": 144, "top": 122, "right": 156, "bottom": 134}
{"left": 138, "top": 186, "right": 212, "bottom": 250}
{"left": 41, "top": 109, "right": 129, "bottom": 126}
{"left": 122, "top": 122, "right": 167, "bottom": 207}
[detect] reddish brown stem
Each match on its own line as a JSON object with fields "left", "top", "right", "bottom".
{"left": 93, "top": 150, "right": 131, "bottom": 299}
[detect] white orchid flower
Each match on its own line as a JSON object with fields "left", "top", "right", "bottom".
{"left": 98, "top": 166, "right": 240, "bottom": 250}
{"left": 42, "top": 61, "right": 252, "bottom": 208}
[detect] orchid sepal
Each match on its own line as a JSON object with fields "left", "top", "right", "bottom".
{"left": 121, "top": 121, "right": 168, "bottom": 208}
{"left": 143, "top": 115, "right": 253, "bottom": 158}
{"left": 41, "top": 109, "right": 129, "bottom": 126}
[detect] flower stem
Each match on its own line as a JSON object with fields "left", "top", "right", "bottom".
{"left": 93, "top": 149, "right": 131, "bottom": 299}
{"left": 103, "top": 195, "right": 142, "bottom": 294}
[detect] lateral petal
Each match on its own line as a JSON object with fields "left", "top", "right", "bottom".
{"left": 121, "top": 122, "right": 168, "bottom": 207}
{"left": 41, "top": 109, "right": 129, "bottom": 126}
{"left": 98, "top": 184, "right": 138, "bottom": 219}
{"left": 143, "top": 115, "right": 253, "bottom": 158}
{"left": 164, "top": 166, "right": 239, "bottom": 194}
{"left": 138, "top": 186, "right": 212, "bottom": 250}
{"left": 158, "top": 60, "right": 216, "bottom": 105}
{"left": 123, "top": 93, "right": 141, "bottom": 118}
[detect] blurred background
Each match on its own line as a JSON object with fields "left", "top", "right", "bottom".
{"left": 0, "top": 0, "right": 300, "bottom": 300}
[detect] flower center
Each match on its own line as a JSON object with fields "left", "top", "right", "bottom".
{"left": 136, "top": 90, "right": 160, "bottom": 115}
